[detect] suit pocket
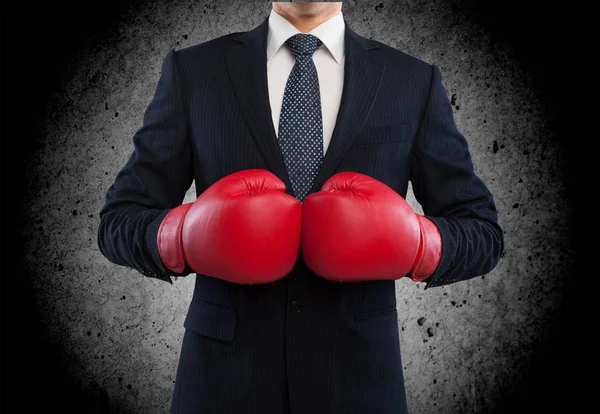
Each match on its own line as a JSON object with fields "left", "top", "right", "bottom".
{"left": 183, "top": 299, "right": 237, "bottom": 342}
{"left": 354, "top": 122, "right": 408, "bottom": 145}
{"left": 353, "top": 307, "right": 398, "bottom": 322}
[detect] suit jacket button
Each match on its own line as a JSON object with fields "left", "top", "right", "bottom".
{"left": 291, "top": 300, "right": 302, "bottom": 313}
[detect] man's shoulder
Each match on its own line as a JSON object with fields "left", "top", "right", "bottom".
{"left": 370, "top": 38, "right": 433, "bottom": 73}
{"left": 172, "top": 31, "right": 243, "bottom": 62}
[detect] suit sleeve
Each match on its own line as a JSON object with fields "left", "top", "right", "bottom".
{"left": 97, "top": 49, "right": 194, "bottom": 284}
{"left": 410, "top": 64, "right": 505, "bottom": 289}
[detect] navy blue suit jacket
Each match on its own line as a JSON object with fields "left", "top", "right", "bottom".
{"left": 98, "top": 15, "right": 503, "bottom": 414}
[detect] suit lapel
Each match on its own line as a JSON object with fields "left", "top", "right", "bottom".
{"left": 225, "top": 17, "right": 294, "bottom": 193}
{"left": 225, "top": 16, "right": 387, "bottom": 197}
{"left": 310, "top": 22, "right": 387, "bottom": 194}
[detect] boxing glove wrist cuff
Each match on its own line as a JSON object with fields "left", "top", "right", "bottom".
{"left": 410, "top": 215, "right": 443, "bottom": 282}
{"left": 157, "top": 203, "right": 193, "bottom": 274}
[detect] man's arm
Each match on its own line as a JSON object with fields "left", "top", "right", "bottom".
{"left": 410, "top": 64, "right": 504, "bottom": 289}
{"left": 97, "top": 49, "right": 194, "bottom": 284}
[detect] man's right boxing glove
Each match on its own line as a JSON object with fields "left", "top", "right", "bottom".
{"left": 157, "top": 169, "right": 302, "bottom": 284}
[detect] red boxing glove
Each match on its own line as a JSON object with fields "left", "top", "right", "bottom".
{"left": 301, "top": 172, "right": 442, "bottom": 283}
{"left": 157, "top": 169, "right": 302, "bottom": 284}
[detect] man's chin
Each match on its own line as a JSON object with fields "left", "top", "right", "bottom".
{"left": 274, "top": 1, "right": 340, "bottom": 16}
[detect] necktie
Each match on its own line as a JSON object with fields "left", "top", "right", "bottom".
{"left": 277, "top": 33, "right": 324, "bottom": 202}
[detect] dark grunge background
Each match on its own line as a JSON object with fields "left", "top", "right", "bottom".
{"left": 1, "top": 1, "right": 586, "bottom": 412}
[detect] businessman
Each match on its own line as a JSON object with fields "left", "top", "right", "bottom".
{"left": 98, "top": 2, "right": 504, "bottom": 413}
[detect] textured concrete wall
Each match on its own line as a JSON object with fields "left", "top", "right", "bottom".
{"left": 23, "top": 1, "right": 571, "bottom": 412}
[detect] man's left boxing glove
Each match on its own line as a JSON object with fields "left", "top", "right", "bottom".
{"left": 157, "top": 169, "right": 302, "bottom": 284}
{"left": 302, "top": 172, "right": 442, "bottom": 283}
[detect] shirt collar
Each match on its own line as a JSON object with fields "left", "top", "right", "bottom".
{"left": 266, "top": 8, "right": 345, "bottom": 65}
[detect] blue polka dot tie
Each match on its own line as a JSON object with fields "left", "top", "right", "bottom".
{"left": 277, "top": 33, "right": 324, "bottom": 202}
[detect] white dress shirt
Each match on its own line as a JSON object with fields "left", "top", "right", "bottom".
{"left": 266, "top": 8, "right": 345, "bottom": 155}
